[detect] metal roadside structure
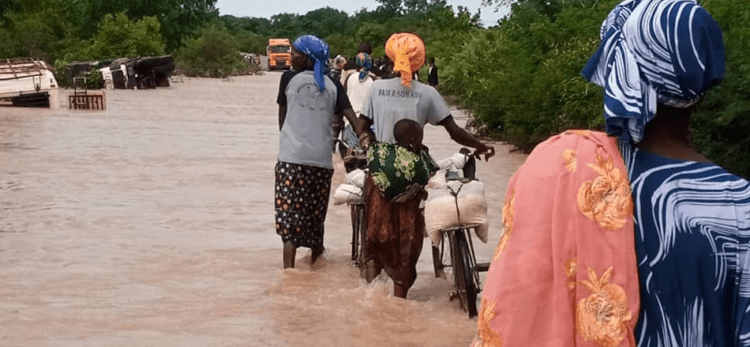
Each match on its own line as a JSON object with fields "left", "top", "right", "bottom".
{"left": 68, "top": 76, "right": 106, "bottom": 110}
{"left": 0, "top": 58, "right": 60, "bottom": 108}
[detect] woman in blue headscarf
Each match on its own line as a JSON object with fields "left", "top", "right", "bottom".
{"left": 275, "top": 35, "right": 373, "bottom": 268}
{"left": 581, "top": 1, "right": 750, "bottom": 345}
{"left": 344, "top": 53, "right": 375, "bottom": 115}
{"left": 471, "top": 1, "right": 750, "bottom": 346}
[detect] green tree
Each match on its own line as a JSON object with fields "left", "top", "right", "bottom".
{"left": 0, "top": 0, "right": 18, "bottom": 25}
{"left": 175, "top": 25, "right": 244, "bottom": 77}
{"left": 268, "top": 13, "right": 302, "bottom": 39}
{"left": 74, "top": 0, "right": 218, "bottom": 52}
{"left": 376, "top": 0, "right": 404, "bottom": 17}
{"left": 87, "top": 12, "right": 165, "bottom": 59}
{"left": 0, "top": 0, "right": 77, "bottom": 61}
{"left": 439, "top": 0, "right": 617, "bottom": 150}
{"left": 691, "top": 0, "right": 750, "bottom": 178}
{"left": 160, "top": 0, "right": 219, "bottom": 51}
{"left": 325, "top": 32, "right": 357, "bottom": 57}
{"left": 300, "top": 7, "right": 352, "bottom": 39}
{"left": 233, "top": 30, "right": 267, "bottom": 54}
{"left": 221, "top": 15, "right": 272, "bottom": 37}
{"left": 444, "top": 0, "right": 749, "bottom": 178}
{"left": 355, "top": 22, "right": 393, "bottom": 54}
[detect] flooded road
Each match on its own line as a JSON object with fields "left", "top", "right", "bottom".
{"left": 0, "top": 73, "right": 528, "bottom": 346}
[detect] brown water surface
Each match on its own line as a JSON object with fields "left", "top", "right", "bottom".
{"left": 0, "top": 74, "right": 527, "bottom": 346}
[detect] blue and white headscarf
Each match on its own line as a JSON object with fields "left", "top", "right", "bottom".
{"left": 581, "top": 0, "right": 725, "bottom": 144}
{"left": 355, "top": 52, "right": 373, "bottom": 82}
{"left": 293, "top": 35, "right": 330, "bottom": 92}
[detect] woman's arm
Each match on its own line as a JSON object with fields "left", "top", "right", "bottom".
{"left": 341, "top": 108, "right": 374, "bottom": 147}
{"left": 439, "top": 116, "right": 495, "bottom": 160}
{"left": 278, "top": 105, "right": 286, "bottom": 131}
{"left": 355, "top": 113, "right": 375, "bottom": 147}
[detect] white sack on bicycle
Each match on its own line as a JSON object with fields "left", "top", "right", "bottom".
{"left": 425, "top": 178, "right": 489, "bottom": 246}
{"left": 427, "top": 168, "right": 448, "bottom": 190}
{"left": 436, "top": 152, "right": 471, "bottom": 172}
{"left": 345, "top": 169, "right": 366, "bottom": 188}
{"left": 457, "top": 181, "right": 489, "bottom": 243}
{"left": 333, "top": 184, "right": 364, "bottom": 205}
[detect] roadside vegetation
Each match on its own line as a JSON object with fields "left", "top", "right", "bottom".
{"left": 1, "top": 0, "right": 747, "bottom": 178}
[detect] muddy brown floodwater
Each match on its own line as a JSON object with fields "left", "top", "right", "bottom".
{"left": 0, "top": 73, "right": 528, "bottom": 347}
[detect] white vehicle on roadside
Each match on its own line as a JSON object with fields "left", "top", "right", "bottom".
{"left": 0, "top": 58, "right": 59, "bottom": 108}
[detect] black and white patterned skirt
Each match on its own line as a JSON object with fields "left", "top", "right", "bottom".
{"left": 274, "top": 161, "right": 334, "bottom": 251}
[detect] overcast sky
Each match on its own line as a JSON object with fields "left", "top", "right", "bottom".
{"left": 214, "top": 0, "right": 510, "bottom": 27}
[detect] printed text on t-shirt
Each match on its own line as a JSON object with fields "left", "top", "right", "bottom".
{"left": 378, "top": 89, "right": 421, "bottom": 98}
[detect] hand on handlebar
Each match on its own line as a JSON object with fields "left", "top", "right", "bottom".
{"left": 473, "top": 144, "right": 495, "bottom": 161}
{"left": 358, "top": 132, "right": 374, "bottom": 149}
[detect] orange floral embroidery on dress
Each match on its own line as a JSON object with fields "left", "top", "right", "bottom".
{"left": 562, "top": 149, "right": 577, "bottom": 172}
{"left": 565, "top": 258, "right": 578, "bottom": 289}
{"left": 576, "top": 267, "right": 632, "bottom": 347}
{"left": 494, "top": 194, "right": 515, "bottom": 260}
{"left": 577, "top": 154, "right": 633, "bottom": 230}
{"left": 475, "top": 297, "right": 503, "bottom": 347}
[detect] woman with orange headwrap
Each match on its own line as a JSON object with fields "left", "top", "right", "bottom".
{"left": 358, "top": 33, "right": 495, "bottom": 298}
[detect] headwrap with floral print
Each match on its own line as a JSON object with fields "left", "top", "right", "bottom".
{"left": 385, "top": 33, "right": 426, "bottom": 88}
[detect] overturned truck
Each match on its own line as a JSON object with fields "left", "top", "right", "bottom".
{"left": 84, "top": 55, "right": 174, "bottom": 90}
{"left": 133, "top": 56, "right": 174, "bottom": 88}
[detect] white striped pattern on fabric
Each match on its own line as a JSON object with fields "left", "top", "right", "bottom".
{"left": 582, "top": 0, "right": 724, "bottom": 144}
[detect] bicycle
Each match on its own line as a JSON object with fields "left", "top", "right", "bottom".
{"left": 343, "top": 150, "right": 368, "bottom": 269}
{"left": 428, "top": 150, "right": 491, "bottom": 318}
{"left": 334, "top": 127, "right": 369, "bottom": 270}
{"left": 432, "top": 222, "right": 491, "bottom": 318}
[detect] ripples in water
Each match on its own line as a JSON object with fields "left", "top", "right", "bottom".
{"left": 0, "top": 76, "right": 529, "bottom": 345}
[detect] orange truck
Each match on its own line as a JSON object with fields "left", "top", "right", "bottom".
{"left": 266, "top": 38, "right": 292, "bottom": 70}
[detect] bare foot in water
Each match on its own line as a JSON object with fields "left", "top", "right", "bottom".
{"left": 311, "top": 248, "right": 324, "bottom": 265}
{"left": 283, "top": 241, "right": 296, "bottom": 269}
{"left": 393, "top": 283, "right": 409, "bottom": 298}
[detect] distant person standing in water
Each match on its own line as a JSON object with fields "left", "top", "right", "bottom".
{"left": 275, "top": 35, "right": 370, "bottom": 269}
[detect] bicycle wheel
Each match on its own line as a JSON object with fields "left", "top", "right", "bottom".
{"left": 355, "top": 204, "right": 367, "bottom": 268}
{"left": 350, "top": 204, "right": 359, "bottom": 263}
{"left": 432, "top": 232, "right": 446, "bottom": 278}
{"left": 451, "top": 229, "right": 478, "bottom": 318}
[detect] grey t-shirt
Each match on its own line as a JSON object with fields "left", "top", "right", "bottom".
{"left": 361, "top": 78, "right": 450, "bottom": 143}
{"left": 276, "top": 70, "right": 351, "bottom": 169}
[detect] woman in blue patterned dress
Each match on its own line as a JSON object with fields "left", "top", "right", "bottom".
{"left": 582, "top": 0, "right": 750, "bottom": 345}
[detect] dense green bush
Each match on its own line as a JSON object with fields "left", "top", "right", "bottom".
{"left": 439, "top": 0, "right": 616, "bottom": 150}
{"left": 71, "top": 0, "right": 218, "bottom": 52}
{"left": 174, "top": 26, "right": 246, "bottom": 77}
{"left": 87, "top": 13, "right": 166, "bottom": 60}
{"left": 0, "top": 0, "right": 75, "bottom": 62}
{"left": 233, "top": 30, "right": 267, "bottom": 54}
{"left": 439, "top": 0, "right": 749, "bottom": 178}
{"left": 691, "top": 0, "right": 750, "bottom": 178}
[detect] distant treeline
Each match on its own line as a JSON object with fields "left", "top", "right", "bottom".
{"left": 1, "top": 0, "right": 747, "bottom": 178}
